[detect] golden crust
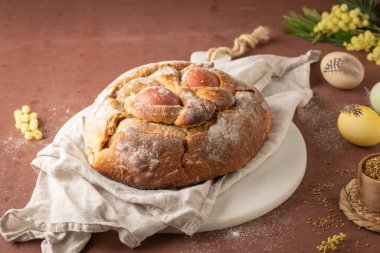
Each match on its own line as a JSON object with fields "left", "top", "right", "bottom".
{"left": 83, "top": 61, "right": 272, "bottom": 189}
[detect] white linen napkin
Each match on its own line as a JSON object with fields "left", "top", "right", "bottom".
{"left": 0, "top": 50, "right": 320, "bottom": 252}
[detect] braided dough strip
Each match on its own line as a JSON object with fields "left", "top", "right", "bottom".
{"left": 205, "top": 26, "right": 270, "bottom": 61}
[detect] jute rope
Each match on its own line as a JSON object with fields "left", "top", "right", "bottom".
{"left": 339, "top": 179, "right": 380, "bottom": 233}
{"left": 204, "top": 26, "right": 270, "bottom": 62}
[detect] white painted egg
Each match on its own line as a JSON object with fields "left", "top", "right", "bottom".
{"left": 320, "top": 51, "right": 364, "bottom": 89}
{"left": 370, "top": 82, "right": 380, "bottom": 114}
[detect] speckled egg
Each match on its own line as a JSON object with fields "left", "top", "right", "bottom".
{"left": 320, "top": 52, "right": 364, "bottom": 89}
{"left": 337, "top": 104, "right": 380, "bottom": 146}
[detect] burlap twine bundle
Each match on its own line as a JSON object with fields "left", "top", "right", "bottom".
{"left": 339, "top": 179, "right": 380, "bottom": 233}
{"left": 205, "top": 26, "right": 270, "bottom": 61}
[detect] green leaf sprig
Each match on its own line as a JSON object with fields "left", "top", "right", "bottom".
{"left": 283, "top": 0, "right": 380, "bottom": 64}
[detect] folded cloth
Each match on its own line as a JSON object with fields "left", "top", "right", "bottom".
{"left": 0, "top": 50, "right": 320, "bottom": 252}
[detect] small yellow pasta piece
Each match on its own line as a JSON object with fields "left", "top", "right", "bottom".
{"left": 14, "top": 109, "right": 22, "bottom": 118}
{"left": 20, "top": 123, "right": 29, "bottom": 133}
{"left": 21, "top": 114, "right": 30, "bottom": 123}
{"left": 24, "top": 131, "right": 34, "bottom": 140}
{"left": 15, "top": 114, "right": 23, "bottom": 123}
{"left": 21, "top": 105, "right": 31, "bottom": 114}
{"left": 15, "top": 120, "right": 23, "bottom": 127}
{"left": 29, "top": 112, "right": 38, "bottom": 120}
{"left": 13, "top": 106, "right": 44, "bottom": 140}
{"left": 29, "top": 119, "right": 39, "bottom": 130}
{"left": 32, "top": 130, "right": 43, "bottom": 140}
{"left": 29, "top": 123, "right": 38, "bottom": 131}
{"left": 30, "top": 118, "right": 38, "bottom": 124}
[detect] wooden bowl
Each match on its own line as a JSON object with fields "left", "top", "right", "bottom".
{"left": 358, "top": 153, "right": 380, "bottom": 213}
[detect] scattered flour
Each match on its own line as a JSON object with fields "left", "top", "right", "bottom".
{"left": 151, "top": 66, "right": 180, "bottom": 80}
{"left": 1, "top": 135, "right": 26, "bottom": 155}
{"left": 295, "top": 93, "right": 351, "bottom": 153}
{"left": 231, "top": 230, "right": 240, "bottom": 238}
{"left": 179, "top": 209, "right": 294, "bottom": 253}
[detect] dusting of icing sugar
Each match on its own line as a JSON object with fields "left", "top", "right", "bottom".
{"left": 205, "top": 117, "right": 239, "bottom": 162}
{"left": 116, "top": 130, "right": 170, "bottom": 172}
{"left": 129, "top": 99, "right": 181, "bottom": 122}
{"left": 231, "top": 230, "right": 240, "bottom": 237}
{"left": 118, "top": 141, "right": 158, "bottom": 169}
{"left": 208, "top": 116, "right": 241, "bottom": 145}
{"left": 181, "top": 91, "right": 200, "bottom": 105}
{"left": 93, "top": 99, "right": 122, "bottom": 121}
{"left": 155, "top": 86, "right": 172, "bottom": 94}
{"left": 134, "top": 86, "right": 180, "bottom": 108}
{"left": 152, "top": 67, "right": 179, "bottom": 76}
{"left": 127, "top": 146, "right": 160, "bottom": 169}
{"left": 118, "top": 77, "right": 159, "bottom": 97}
{"left": 40, "top": 103, "right": 76, "bottom": 139}
{"left": 1, "top": 135, "right": 26, "bottom": 155}
{"left": 205, "top": 92, "right": 254, "bottom": 161}
{"left": 147, "top": 86, "right": 174, "bottom": 101}
{"left": 183, "top": 208, "right": 294, "bottom": 252}
{"left": 176, "top": 92, "right": 216, "bottom": 127}
{"left": 295, "top": 93, "right": 351, "bottom": 153}
{"left": 150, "top": 67, "right": 180, "bottom": 87}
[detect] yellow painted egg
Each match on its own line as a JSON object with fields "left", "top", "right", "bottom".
{"left": 370, "top": 82, "right": 380, "bottom": 114}
{"left": 320, "top": 52, "right": 364, "bottom": 89}
{"left": 337, "top": 104, "right": 380, "bottom": 146}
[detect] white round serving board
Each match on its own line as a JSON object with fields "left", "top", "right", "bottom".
{"left": 64, "top": 108, "right": 306, "bottom": 234}
{"left": 164, "top": 122, "right": 307, "bottom": 233}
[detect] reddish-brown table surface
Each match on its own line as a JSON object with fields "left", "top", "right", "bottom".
{"left": 1, "top": 0, "right": 379, "bottom": 252}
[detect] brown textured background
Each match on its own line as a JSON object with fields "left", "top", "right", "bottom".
{"left": 0, "top": 0, "right": 379, "bottom": 252}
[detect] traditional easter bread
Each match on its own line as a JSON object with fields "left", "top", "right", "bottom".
{"left": 83, "top": 61, "right": 272, "bottom": 189}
